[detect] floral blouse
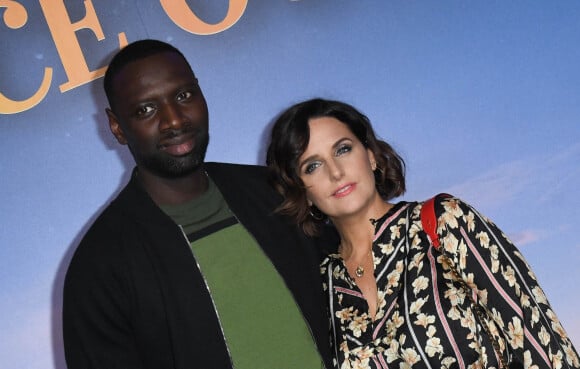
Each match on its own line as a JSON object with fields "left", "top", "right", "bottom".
{"left": 321, "top": 196, "right": 579, "bottom": 369}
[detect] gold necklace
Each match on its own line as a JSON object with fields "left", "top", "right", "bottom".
{"left": 340, "top": 239, "right": 373, "bottom": 279}
{"left": 349, "top": 250, "right": 372, "bottom": 278}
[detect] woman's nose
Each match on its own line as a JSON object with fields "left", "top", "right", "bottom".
{"left": 327, "top": 159, "right": 344, "bottom": 181}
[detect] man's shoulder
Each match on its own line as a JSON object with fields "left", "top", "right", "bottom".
{"left": 205, "top": 162, "right": 269, "bottom": 187}
{"left": 75, "top": 179, "right": 145, "bottom": 248}
{"left": 205, "top": 162, "right": 266, "bottom": 175}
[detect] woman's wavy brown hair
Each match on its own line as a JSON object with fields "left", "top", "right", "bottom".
{"left": 266, "top": 98, "right": 406, "bottom": 236}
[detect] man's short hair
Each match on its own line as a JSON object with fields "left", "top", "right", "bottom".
{"left": 104, "top": 39, "right": 193, "bottom": 110}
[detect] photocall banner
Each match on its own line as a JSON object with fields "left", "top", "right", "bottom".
{"left": 1, "top": 1, "right": 579, "bottom": 368}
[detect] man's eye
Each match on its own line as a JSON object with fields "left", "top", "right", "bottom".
{"left": 336, "top": 144, "right": 352, "bottom": 156}
{"left": 136, "top": 105, "right": 154, "bottom": 116}
{"left": 304, "top": 162, "right": 321, "bottom": 174}
{"left": 177, "top": 91, "right": 193, "bottom": 101}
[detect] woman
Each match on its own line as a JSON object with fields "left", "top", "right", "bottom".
{"left": 266, "top": 98, "right": 579, "bottom": 369}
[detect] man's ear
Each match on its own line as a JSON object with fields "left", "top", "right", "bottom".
{"left": 106, "top": 108, "right": 128, "bottom": 145}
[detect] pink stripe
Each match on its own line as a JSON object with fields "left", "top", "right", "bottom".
{"left": 429, "top": 247, "right": 466, "bottom": 369}
{"left": 460, "top": 227, "right": 551, "bottom": 367}
{"left": 378, "top": 352, "right": 389, "bottom": 368}
{"left": 524, "top": 328, "right": 551, "bottom": 367}
{"left": 373, "top": 297, "right": 398, "bottom": 339}
{"left": 334, "top": 286, "right": 364, "bottom": 299}
{"left": 374, "top": 204, "right": 410, "bottom": 242}
{"left": 460, "top": 227, "right": 522, "bottom": 315}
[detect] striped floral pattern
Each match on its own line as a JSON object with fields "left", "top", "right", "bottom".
{"left": 322, "top": 197, "right": 579, "bottom": 369}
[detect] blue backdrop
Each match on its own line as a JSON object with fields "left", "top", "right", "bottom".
{"left": 1, "top": 1, "right": 579, "bottom": 368}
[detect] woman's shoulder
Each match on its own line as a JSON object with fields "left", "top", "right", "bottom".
{"left": 419, "top": 193, "right": 479, "bottom": 217}
{"left": 418, "top": 193, "right": 497, "bottom": 238}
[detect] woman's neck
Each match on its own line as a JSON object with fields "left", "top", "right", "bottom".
{"left": 333, "top": 199, "right": 393, "bottom": 260}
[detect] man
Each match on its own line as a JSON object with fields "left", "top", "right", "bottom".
{"left": 63, "top": 39, "right": 332, "bottom": 369}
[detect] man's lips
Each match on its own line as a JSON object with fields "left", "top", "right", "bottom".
{"left": 332, "top": 183, "right": 356, "bottom": 198}
{"left": 159, "top": 133, "right": 196, "bottom": 156}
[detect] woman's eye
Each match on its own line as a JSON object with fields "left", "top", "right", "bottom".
{"left": 304, "top": 162, "right": 321, "bottom": 174}
{"left": 336, "top": 144, "right": 352, "bottom": 156}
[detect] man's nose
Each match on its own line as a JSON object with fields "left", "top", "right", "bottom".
{"left": 159, "top": 103, "right": 185, "bottom": 131}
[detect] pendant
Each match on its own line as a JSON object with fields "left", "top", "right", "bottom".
{"left": 355, "top": 265, "right": 364, "bottom": 278}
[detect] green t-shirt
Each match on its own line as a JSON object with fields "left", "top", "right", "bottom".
{"left": 161, "top": 179, "right": 324, "bottom": 369}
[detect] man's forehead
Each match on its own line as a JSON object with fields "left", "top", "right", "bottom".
{"left": 119, "top": 51, "right": 191, "bottom": 75}
{"left": 108, "top": 53, "right": 199, "bottom": 111}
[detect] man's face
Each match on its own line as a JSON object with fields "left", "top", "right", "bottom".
{"left": 107, "top": 51, "right": 209, "bottom": 178}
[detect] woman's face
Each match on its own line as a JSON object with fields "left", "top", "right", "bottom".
{"left": 297, "top": 116, "right": 379, "bottom": 221}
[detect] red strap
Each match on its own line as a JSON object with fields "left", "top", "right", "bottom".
{"left": 420, "top": 193, "right": 451, "bottom": 250}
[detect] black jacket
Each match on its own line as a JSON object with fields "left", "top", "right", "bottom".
{"left": 63, "top": 163, "right": 333, "bottom": 369}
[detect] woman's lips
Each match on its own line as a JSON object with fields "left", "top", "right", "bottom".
{"left": 333, "top": 183, "right": 356, "bottom": 198}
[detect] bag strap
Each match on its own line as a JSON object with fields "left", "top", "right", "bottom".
{"left": 420, "top": 193, "right": 451, "bottom": 250}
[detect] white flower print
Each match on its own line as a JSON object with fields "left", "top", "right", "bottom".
{"left": 348, "top": 314, "right": 371, "bottom": 337}
{"left": 460, "top": 309, "right": 477, "bottom": 338}
{"left": 384, "top": 338, "right": 400, "bottom": 363}
{"left": 408, "top": 252, "right": 425, "bottom": 273}
{"left": 444, "top": 285, "right": 465, "bottom": 306}
{"left": 565, "top": 343, "right": 580, "bottom": 367}
{"left": 538, "top": 326, "right": 551, "bottom": 346}
{"left": 552, "top": 320, "right": 568, "bottom": 339}
{"left": 464, "top": 211, "right": 476, "bottom": 232}
{"left": 412, "top": 276, "right": 430, "bottom": 295}
{"left": 476, "top": 287, "right": 488, "bottom": 305}
{"left": 351, "top": 357, "right": 371, "bottom": 369}
{"left": 532, "top": 286, "right": 548, "bottom": 304}
{"left": 502, "top": 265, "right": 518, "bottom": 289}
{"left": 508, "top": 317, "right": 524, "bottom": 349}
{"left": 390, "top": 224, "right": 401, "bottom": 240}
{"left": 400, "top": 347, "right": 421, "bottom": 368}
{"left": 459, "top": 240, "right": 468, "bottom": 269}
{"left": 447, "top": 306, "right": 461, "bottom": 320}
{"left": 414, "top": 313, "right": 435, "bottom": 328}
{"left": 409, "top": 297, "right": 428, "bottom": 315}
{"left": 530, "top": 306, "right": 540, "bottom": 325}
{"left": 550, "top": 348, "right": 564, "bottom": 369}
{"left": 523, "top": 350, "right": 539, "bottom": 369}
{"left": 336, "top": 307, "right": 355, "bottom": 323}
{"left": 475, "top": 231, "right": 490, "bottom": 248}
{"left": 379, "top": 242, "right": 394, "bottom": 255}
{"left": 490, "top": 308, "right": 505, "bottom": 330}
{"left": 519, "top": 293, "right": 530, "bottom": 309}
{"left": 425, "top": 336, "right": 443, "bottom": 357}
{"left": 426, "top": 325, "right": 437, "bottom": 337}
{"left": 442, "top": 233, "right": 459, "bottom": 255}
{"left": 441, "top": 357, "right": 457, "bottom": 369}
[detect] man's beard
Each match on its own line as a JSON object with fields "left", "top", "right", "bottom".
{"left": 139, "top": 131, "right": 210, "bottom": 178}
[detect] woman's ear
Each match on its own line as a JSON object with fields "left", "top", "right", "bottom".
{"left": 367, "top": 149, "right": 377, "bottom": 171}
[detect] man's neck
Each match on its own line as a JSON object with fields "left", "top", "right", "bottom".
{"left": 136, "top": 166, "right": 209, "bottom": 206}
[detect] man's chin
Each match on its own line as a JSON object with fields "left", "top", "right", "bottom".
{"left": 141, "top": 155, "right": 205, "bottom": 179}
